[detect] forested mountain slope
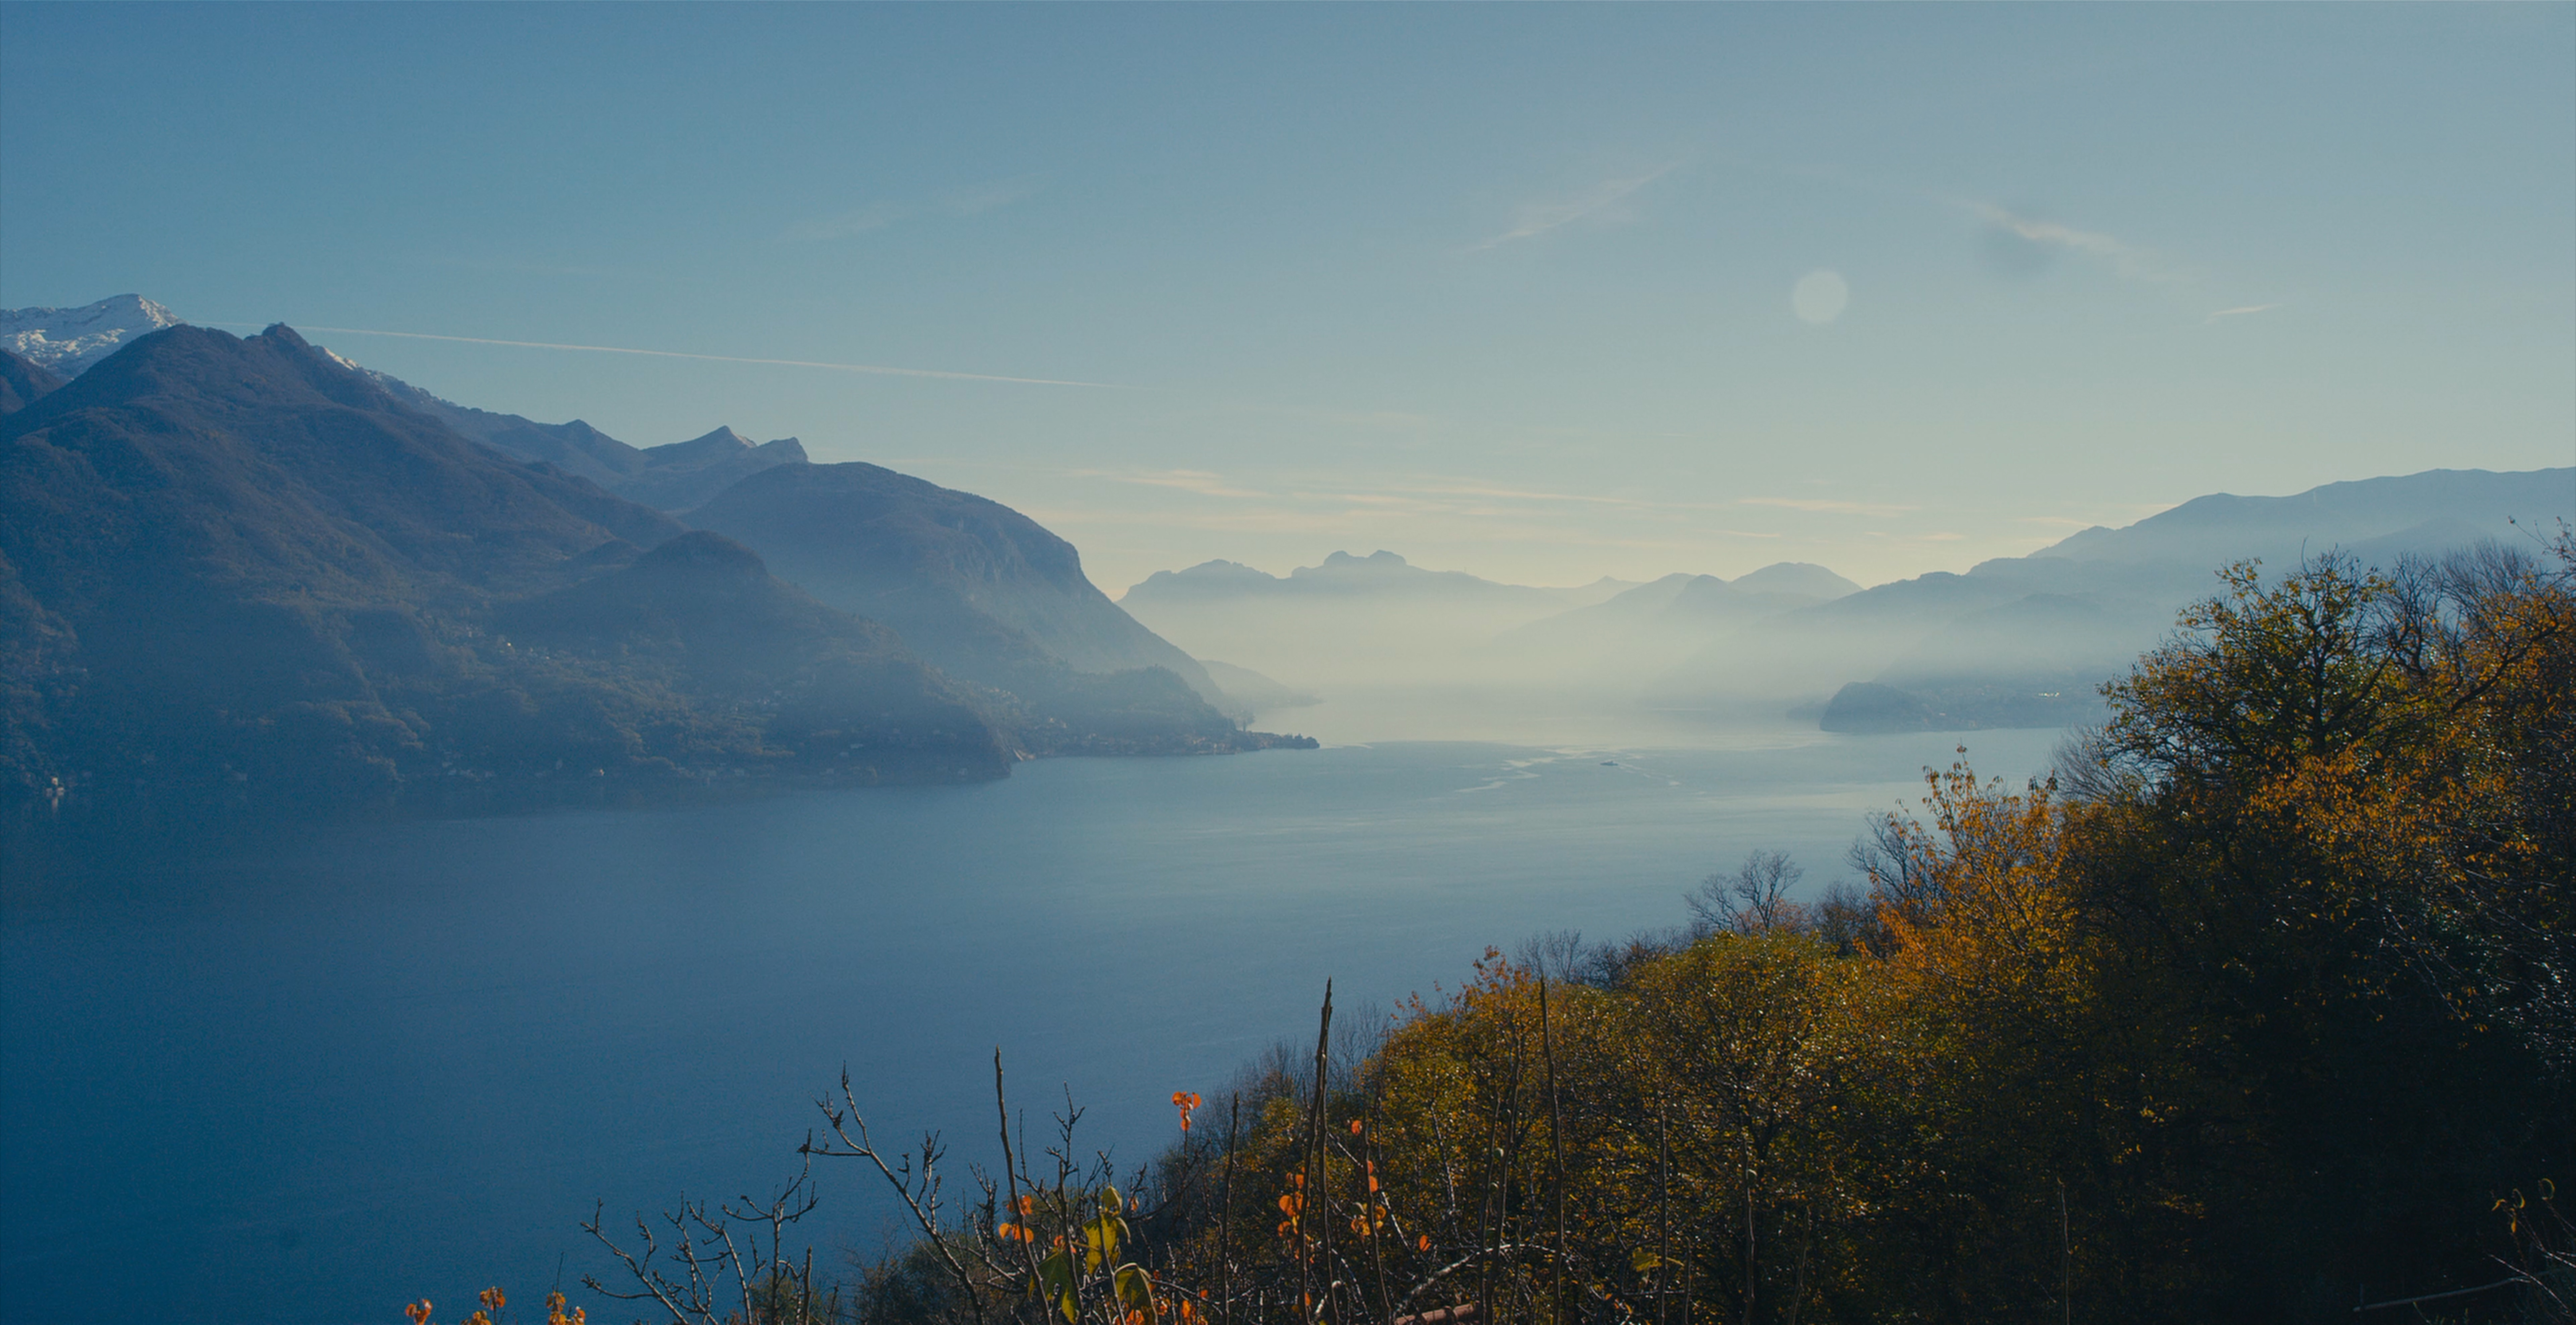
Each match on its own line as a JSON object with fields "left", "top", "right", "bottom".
{"left": 0, "top": 349, "right": 64, "bottom": 415}
{"left": 0, "top": 323, "right": 1300, "bottom": 819}
{"left": 689, "top": 460, "right": 1252, "bottom": 724}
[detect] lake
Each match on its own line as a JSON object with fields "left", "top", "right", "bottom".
{"left": 1, "top": 728, "right": 2063, "bottom": 1324}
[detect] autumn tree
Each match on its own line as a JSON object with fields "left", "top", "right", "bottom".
{"left": 2064, "top": 546, "right": 2576, "bottom": 1316}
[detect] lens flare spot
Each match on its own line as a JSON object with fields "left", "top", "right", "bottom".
{"left": 1792, "top": 269, "right": 1850, "bottom": 325}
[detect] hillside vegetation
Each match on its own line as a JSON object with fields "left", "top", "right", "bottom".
{"left": 584, "top": 542, "right": 2571, "bottom": 1325}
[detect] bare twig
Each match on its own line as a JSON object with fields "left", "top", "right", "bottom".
{"left": 808, "top": 1067, "right": 991, "bottom": 1325}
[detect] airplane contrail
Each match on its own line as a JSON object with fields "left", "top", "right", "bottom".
{"left": 208, "top": 322, "right": 1129, "bottom": 388}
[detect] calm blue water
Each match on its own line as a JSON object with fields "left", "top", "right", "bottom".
{"left": 1, "top": 732, "right": 2060, "bottom": 1324}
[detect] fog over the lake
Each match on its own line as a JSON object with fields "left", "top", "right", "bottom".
{"left": 1111, "top": 466, "right": 2573, "bottom": 746}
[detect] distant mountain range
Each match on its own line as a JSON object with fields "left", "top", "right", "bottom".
{"left": 1121, "top": 550, "right": 1635, "bottom": 688}
{"left": 1120, "top": 470, "right": 2571, "bottom": 733}
{"left": 1117, "top": 549, "right": 1870, "bottom": 693}
{"left": 1485, "top": 562, "right": 1862, "bottom": 680}
{"left": 1, "top": 309, "right": 1308, "bottom": 818}
{"left": 1673, "top": 466, "right": 2575, "bottom": 731}
{"left": 10, "top": 296, "right": 2559, "bottom": 776}
{"left": 1130, "top": 549, "right": 1633, "bottom": 610}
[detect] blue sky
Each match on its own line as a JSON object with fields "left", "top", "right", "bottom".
{"left": 4, "top": 3, "right": 2570, "bottom": 592}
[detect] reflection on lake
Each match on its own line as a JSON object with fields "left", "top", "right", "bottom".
{"left": 2, "top": 730, "right": 2062, "bottom": 1323}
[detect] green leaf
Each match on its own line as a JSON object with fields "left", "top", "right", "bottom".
{"left": 1116, "top": 1264, "right": 1158, "bottom": 1322}
{"left": 1083, "top": 1211, "right": 1126, "bottom": 1270}
{"left": 1036, "top": 1249, "right": 1078, "bottom": 1324}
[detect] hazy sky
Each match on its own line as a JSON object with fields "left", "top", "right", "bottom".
{"left": 4, "top": 4, "right": 2570, "bottom": 592}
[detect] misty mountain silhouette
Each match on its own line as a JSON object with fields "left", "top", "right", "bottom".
{"left": 301, "top": 328, "right": 1262, "bottom": 732}
{"left": 492, "top": 530, "right": 1005, "bottom": 774}
{"left": 2037, "top": 469, "right": 2565, "bottom": 566}
{"left": 1111, "top": 470, "right": 2567, "bottom": 734}
{"left": 1696, "top": 467, "right": 2576, "bottom": 731}
{"left": 361, "top": 371, "right": 809, "bottom": 512}
{"left": 1129, "top": 549, "right": 1627, "bottom": 611}
{"left": 0, "top": 322, "right": 1301, "bottom": 816}
{"left": 1117, "top": 551, "right": 1635, "bottom": 691}
{"left": 0, "top": 323, "right": 1015, "bottom": 809}
{"left": 687, "top": 461, "right": 1261, "bottom": 729}
{"left": 1487, "top": 562, "right": 1864, "bottom": 676}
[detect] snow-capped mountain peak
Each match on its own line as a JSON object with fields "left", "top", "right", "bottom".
{"left": 0, "top": 294, "right": 187, "bottom": 377}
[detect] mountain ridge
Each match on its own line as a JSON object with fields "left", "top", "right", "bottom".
{"left": 0, "top": 298, "right": 814, "bottom": 513}
{"left": 358, "top": 373, "right": 810, "bottom": 512}
{"left": 1681, "top": 465, "right": 2576, "bottom": 730}
{"left": 0, "top": 294, "right": 185, "bottom": 378}
{"left": 2029, "top": 467, "right": 2565, "bottom": 566}
{"left": 688, "top": 460, "right": 1245, "bottom": 718}
{"left": 0, "top": 350, "right": 66, "bottom": 415}
{"left": 0, "top": 321, "right": 1308, "bottom": 819}
{"left": 1125, "top": 549, "right": 1633, "bottom": 609}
